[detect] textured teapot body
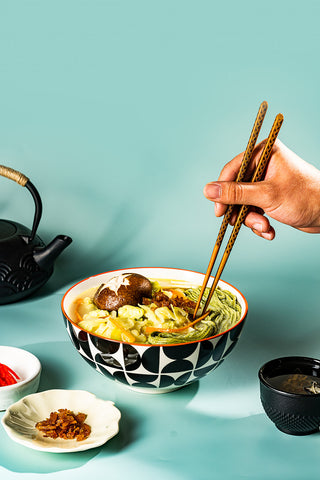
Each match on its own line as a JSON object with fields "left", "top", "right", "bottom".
{"left": 0, "top": 166, "right": 72, "bottom": 304}
{"left": 0, "top": 220, "right": 50, "bottom": 303}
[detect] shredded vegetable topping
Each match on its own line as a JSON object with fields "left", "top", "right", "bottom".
{"left": 0, "top": 363, "right": 20, "bottom": 387}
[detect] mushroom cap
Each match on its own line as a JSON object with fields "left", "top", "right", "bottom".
{"left": 93, "top": 273, "right": 152, "bottom": 310}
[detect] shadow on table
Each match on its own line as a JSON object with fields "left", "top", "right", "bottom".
{"left": 237, "top": 301, "right": 320, "bottom": 374}
{"left": 0, "top": 435, "right": 102, "bottom": 473}
{"left": 21, "top": 202, "right": 146, "bottom": 302}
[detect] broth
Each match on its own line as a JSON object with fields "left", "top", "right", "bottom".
{"left": 267, "top": 373, "right": 320, "bottom": 395}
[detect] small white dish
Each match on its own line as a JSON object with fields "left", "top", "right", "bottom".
{"left": 1, "top": 389, "right": 121, "bottom": 453}
{"left": 0, "top": 346, "right": 41, "bottom": 411}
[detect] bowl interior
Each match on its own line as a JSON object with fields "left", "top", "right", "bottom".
{"left": 62, "top": 267, "right": 248, "bottom": 339}
{"left": 0, "top": 346, "right": 41, "bottom": 386}
{"left": 259, "top": 356, "right": 320, "bottom": 393}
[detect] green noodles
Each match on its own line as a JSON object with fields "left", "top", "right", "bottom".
{"left": 147, "top": 319, "right": 216, "bottom": 345}
{"left": 185, "top": 286, "right": 242, "bottom": 335}
{"left": 147, "top": 287, "right": 242, "bottom": 345}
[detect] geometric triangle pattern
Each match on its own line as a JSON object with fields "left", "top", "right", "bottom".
{"left": 63, "top": 315, "right": 246, "bottom": 394}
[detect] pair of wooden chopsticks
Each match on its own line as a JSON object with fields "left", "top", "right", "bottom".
{"left": 193, "top": 101, "right": 284, "bottom": 319}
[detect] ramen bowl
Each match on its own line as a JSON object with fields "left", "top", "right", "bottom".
{"left": 61, "top": 267, "right": 248, "bottom": 394}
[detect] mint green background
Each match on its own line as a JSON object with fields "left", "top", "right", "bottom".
{"left": 1, "top": 1, "right": 320, "bottom": 479}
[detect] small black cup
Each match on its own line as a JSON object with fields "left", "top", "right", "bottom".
{"left": 259, "top": 356, "right": 320, "bottom": 435}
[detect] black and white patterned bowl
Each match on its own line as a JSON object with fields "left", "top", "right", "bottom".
{"left": 61, "top": 268, "right": 248, "bottom": 394}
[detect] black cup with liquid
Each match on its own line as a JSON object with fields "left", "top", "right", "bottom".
{"left": 259, "top": 356, "right": 320, "bottom": 435}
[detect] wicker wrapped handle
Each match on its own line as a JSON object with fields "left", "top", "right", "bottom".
{"left": 0, "top": 165, "right": 29, "bottom": 187}
{"left": 0, "top": 165, "right": 42, "bottom": 242}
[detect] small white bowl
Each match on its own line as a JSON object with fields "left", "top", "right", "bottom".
{"left": 0, "top": 346, "right": 41, "bottom": 411}
{"left": 1, "top": 389, "right": 121, "bottom": 453}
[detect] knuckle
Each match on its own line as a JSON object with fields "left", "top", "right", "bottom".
{"left": 223, "top": 183, "right": 245, "bottom": 205}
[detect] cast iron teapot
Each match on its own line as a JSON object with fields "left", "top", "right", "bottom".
{"left": 0, "top": 165, "right": 72, "bottom": 304}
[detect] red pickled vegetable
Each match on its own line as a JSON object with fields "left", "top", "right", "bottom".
{"left": 0, "top": 363, "right": 20, "bottom": 386}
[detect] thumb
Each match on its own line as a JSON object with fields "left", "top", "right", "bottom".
{"left": 203, "top": 181, "right": 269, "bottom": 209}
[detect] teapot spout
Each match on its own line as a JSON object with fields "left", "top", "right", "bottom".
{"left": 33, "top": 235, "right": 72, "bottom": 271}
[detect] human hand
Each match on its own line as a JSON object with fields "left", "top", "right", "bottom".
{"left": 203, "top": 140, "right": 320, "bottom": 240}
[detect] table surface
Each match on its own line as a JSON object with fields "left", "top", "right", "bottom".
{"left": 1, "top": 1, "right": 320, "bottom": 479}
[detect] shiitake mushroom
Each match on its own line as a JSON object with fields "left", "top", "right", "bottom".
{"left": 93, "top": 273, "right": 152, "bottom": 311}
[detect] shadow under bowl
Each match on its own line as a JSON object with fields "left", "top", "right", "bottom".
{"left": 259, "top": 356, "right": 320, "bottom": 435}
{"left": 61, "top": 267, "right": 248, "bottom": 394}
